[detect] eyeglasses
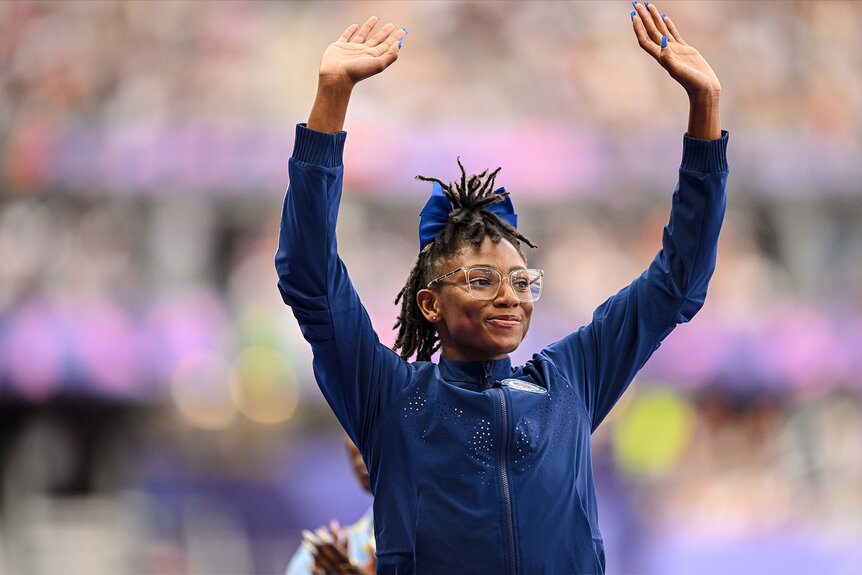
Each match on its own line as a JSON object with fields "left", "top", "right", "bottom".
{"left": 427, "top": 265, "right": 544, "bottom": 302}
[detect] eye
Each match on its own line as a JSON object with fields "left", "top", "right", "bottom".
{"left": 512, "top": 279, "right": 530, "bottom": 291}
{"left": 470, "top": 278, "right": 493, "bottom": 287}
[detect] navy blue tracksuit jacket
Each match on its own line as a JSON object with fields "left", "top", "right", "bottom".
{"left": 276, "top": 124, "right": 729, "bottom": 574}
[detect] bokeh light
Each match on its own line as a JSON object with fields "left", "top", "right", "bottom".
{"left": 228, "top": 346, "right": 299, "bottom": 424}
{"left": 170, "top": 352, "right": 237, "bottom": 430}
{"left": 612, "top": 387, "right": 695, "bottom": 479}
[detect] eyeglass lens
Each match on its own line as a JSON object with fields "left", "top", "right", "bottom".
{"left": 465, "top": 267, "right": 542, "bottom": 301}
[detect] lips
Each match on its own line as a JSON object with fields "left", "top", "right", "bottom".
{"left": 486, "top": 315, "right": 521, "bottom": 328}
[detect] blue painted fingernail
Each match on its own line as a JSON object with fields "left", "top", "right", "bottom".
{"left": 661, "top": 14, "right": 666, "bottom": 19}
{"left": 661, "top": 35, "right": 667, "bottom": 48}
{"left": 398, "top": 37, "right": 404, "bottom": 49}
{"left": 402, "top": 28, "right": 409, "bottom": 34}
{"left": 630, "top": 11, "right": 635, "bottom": 20}
{"left": 645, "top": 2, "right": 650, "bottom": 8}
{"left": 632, "top": 2, "right": 637, "bottom": 8}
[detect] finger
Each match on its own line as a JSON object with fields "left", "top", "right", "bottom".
{"left": 316, "top": 541, "right": 342, "bottom": 560}
{"left": 662, "top": 14, "right": 686, "bottom": 45}
{"left": 352, "top": 16, "right": 379, "bottom": 43}
{"left": 302, "top": 529, "right": 323, "bottom": 546}
{"left": 315, "top": 543, "right": 352, "bottom": 573}
{"left": 376, "top": 27, "right": 407, "bottom": 54}
{"left": 632, "top": 2, "right": 662, "bottom": 45}
{"left": 312, "top": 543, "right": 339, "bottom": 570}
{"left": 645, "top": 3, "right": 672, "bottom": 40}
{"left": 321, "top": 542, "right": 357, "bottom": 573}
{"left": 338, "top": 23, "right": 360, "bottom": 43}
{"left": 372, "top": 38, "right": 402, "bottom": 71}
{"left": 315, "top": 526, "right": 335, "bottom": 544}
{"left": 366, "top": 22, "right": 396, "bottom": 47}
{"left": 632, "top": 13, "right": 660, "bottom": 59}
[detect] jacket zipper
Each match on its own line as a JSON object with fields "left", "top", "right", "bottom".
{"left": 495, "top": 384, "right": 517, "bottom": 575}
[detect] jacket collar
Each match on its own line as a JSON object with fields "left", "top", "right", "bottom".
{"left": 438, "top": 355, "right": 513, "bottom": 391}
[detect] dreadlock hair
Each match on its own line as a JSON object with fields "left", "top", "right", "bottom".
{"left": 393, "top": 158, "right": 538, "bottom": 362}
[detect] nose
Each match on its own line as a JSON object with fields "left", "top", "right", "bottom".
{"left": 494, "top": 277, "right": 520, "bottom": 306}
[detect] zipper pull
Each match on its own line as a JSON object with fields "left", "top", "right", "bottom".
{"left": 483, "top": 361, "right": 495, "bottom": 390}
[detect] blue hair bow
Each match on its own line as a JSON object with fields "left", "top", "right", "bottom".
{"left": 418, "top": 181, "right": 518, "bottom": 251}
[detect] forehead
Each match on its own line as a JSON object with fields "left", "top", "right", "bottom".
{"left": 451, "top": 236, "right": 527, "bottom": 270}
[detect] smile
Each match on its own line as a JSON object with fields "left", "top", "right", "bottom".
{"left": 486, "top": 316, "right": 521, "bottom": 328}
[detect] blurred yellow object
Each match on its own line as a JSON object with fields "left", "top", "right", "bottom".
{"left": 229, "top": 346, "right": 299, "bottom": 424}
{"left": 612, "top": 387, "right": 694, "bottom": 479}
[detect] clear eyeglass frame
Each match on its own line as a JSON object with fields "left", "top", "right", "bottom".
{"left": 427, "top": 265, "right": 544, "bottom": 302}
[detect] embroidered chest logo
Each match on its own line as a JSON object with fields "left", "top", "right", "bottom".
{"left": 501, "top": 378, "right": 547, "bottom": 394}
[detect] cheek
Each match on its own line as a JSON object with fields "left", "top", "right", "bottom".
{"left": 458, "top": 307, "right": 484, "bottom": 328}
{"left": 520, "top": 306, "right": 534, "bottom": 336}
{"left": 450, "top": 305, "right": 487, "bottom": 337}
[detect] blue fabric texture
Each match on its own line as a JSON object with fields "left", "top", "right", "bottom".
{"left": 418, "top": 181, "right": 517, "bottom": 251}
{"left": 276, "top": 123, "right": 729, "bottom": 575}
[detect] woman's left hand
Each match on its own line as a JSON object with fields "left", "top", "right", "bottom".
{"left": 632, "top": 3, "right": 721, "bottom": 98}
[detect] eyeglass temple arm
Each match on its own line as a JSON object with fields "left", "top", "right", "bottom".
{"left": 426, "top": 267, "right": 465, "bottom": 289}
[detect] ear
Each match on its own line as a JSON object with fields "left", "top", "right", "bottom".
{"left": 416, "top": 288, "right": 441, "bottom": 323}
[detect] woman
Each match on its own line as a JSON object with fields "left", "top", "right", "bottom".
{"left": 276, "top": 4, "right": 727, "bottom": 574}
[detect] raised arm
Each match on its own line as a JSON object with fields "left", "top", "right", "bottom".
{"left": 308, "top": 17, "right": 406, "bottom": 133}
{"left": 276, "top": 19, "right": 409, "bottom": 448}
{"left": 541, "top": 4, "right": 728, "bottom": 431}
{"left": 632, "top": 2, "right": 721, "bottom": 140}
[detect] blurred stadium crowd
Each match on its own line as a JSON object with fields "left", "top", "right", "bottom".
{"left": 1, "top": 2, "right": 860, "bottom": 574}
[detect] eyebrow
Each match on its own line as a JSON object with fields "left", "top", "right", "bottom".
{"left": 472, "top": 263, "right": 527, "bottom": 272}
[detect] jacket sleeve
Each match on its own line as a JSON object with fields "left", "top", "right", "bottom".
{"left": 539, "top": 131, "right": 729, "bottom": 432}
{"left": 275, "top": 124, "right": 411, "bottom": 448}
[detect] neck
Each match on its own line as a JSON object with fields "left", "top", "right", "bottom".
{"left": 439, "top": 346, "right": 508, "bottom": 363}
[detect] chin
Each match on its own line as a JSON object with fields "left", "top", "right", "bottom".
{"left": 493, "top": 339, "right": 522, "bottom": 356}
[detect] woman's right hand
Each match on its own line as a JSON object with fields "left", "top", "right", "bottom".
{"left": 319, "top": 17, "right": 407, "bottom": 89}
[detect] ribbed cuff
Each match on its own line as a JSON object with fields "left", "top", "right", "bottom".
{"left": 680, "top": 130, "right": 729, "bottom": 173}
{"left": 292, "top": 123, "right": 347, "bottom": 168}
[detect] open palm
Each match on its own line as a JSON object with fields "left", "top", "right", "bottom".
{"left": 632, "top": 3, "right": 721, "bottom": 96}
{"left": 319, "top": 17, "right": 406, "bottom": 87}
